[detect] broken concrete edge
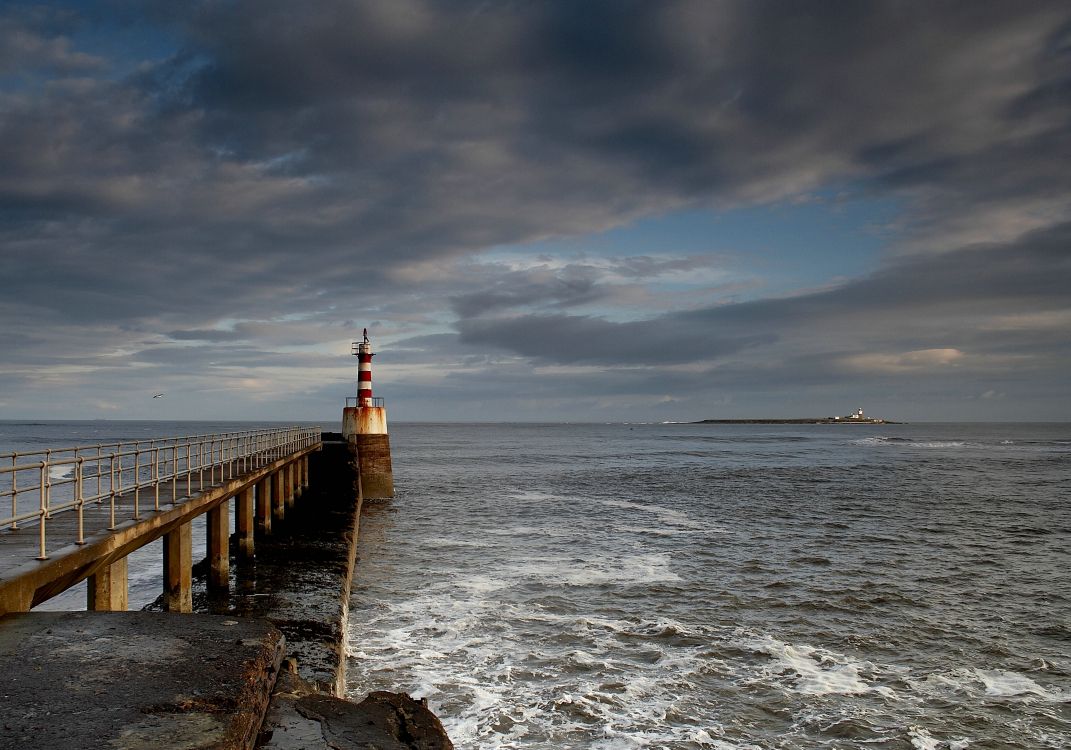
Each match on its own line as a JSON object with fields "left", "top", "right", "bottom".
{"left": 259, "top": 659, "right": 454, "bottom": 750}
{"left": 233, "top": 623, "right": 287, "bottom": 749}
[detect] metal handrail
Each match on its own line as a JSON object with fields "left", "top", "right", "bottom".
{"left": 345, "top": 396, "right": 385, "bottom": 407}
{"left": 0, "top": 426, "right": 320, "bottom": 560}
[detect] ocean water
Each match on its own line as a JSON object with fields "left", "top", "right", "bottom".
{"left": 2, "top": 420, "right": 1068, "bottom": 748}
{"left": 345, "top": 422, "right": 1071, "bottom": 749}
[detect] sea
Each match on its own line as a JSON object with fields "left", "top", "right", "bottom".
{"left": 2, "top": 420, "right": 1069, "bottom": 749}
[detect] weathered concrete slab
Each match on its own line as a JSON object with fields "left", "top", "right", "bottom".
{"left": 259, "top": 661, "right": 453, "bottom": 750}
{"left": 0, "top": 611, "right": 284, "bottom": 750}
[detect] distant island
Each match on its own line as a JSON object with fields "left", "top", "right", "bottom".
{"left": 694, "top": 408, "right": 900, "bottom": 425}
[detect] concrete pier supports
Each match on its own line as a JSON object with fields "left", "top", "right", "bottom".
{"left": 256, "top": 475, "right": 272, "bottom": 535}
{"left": 207, "top": 501, "right": 229, "bottom": 591}
{"left": 272, "top": 470, "right": 286, "bottom": 522}
{"left": 163, "top": 521, "right": 192, "bottom": 612}
{"left": 286, "top": 463, "right": 296, "bottom": 508}
{"left": 87, "top": 556, "right": 128, "bottom": 611}
{"left": 236, "top": 486, "right": 255, "bottom": 558}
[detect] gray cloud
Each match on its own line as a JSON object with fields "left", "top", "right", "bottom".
{"left": 456, "top": 222, "right": 1071, "bottom": 372}
{"left": 0, "top": 7, "right": 104, "bottom": 75}
{"left": 1, "top": 1, "right": 1069, "bottom": 419}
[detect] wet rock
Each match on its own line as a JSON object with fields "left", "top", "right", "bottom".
{"left": 260, "top": 662, "right": 452, "bottom": 750}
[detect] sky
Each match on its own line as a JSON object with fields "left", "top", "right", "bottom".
{"left": 1, "top": 0, "right": 1069, "bottom": 422}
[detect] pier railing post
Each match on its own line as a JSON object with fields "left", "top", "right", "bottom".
{"left": 163, "top": 521, "right": 193, "bottom": 613}
{"left": 86, "top": 556, "right": 128, "bottom": 611}
{"left": 236, "top": 487, "right": 254, "bottom": 558}
{"left": 207, "top": 500, "right": 229, "bottom": 591}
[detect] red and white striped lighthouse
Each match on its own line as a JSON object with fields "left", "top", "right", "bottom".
{"left": 341, "top": 328, "right": 394, "bottom": 498}
{"left": 356, "top": 328, "right": 374, "bottom": 407}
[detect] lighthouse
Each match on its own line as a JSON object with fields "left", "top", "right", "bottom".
{"left": 341, "top": 329, "right": 394, "bottom": 498}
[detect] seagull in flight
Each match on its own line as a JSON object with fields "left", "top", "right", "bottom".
{"left": 153, "top": 393, "right": 165, "bottom": 399}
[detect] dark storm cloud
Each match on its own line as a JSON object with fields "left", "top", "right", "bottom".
{"left": 5, "top": 0, "right": 1069, "bottom": 307}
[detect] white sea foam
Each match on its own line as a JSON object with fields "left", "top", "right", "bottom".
{"left": 907, "top": 667, "right": 1067, "bottom": 703}
{"left": 709, "top": 741, "right": 764, "bottom": 750}
{"left": 421, "top": 535, "right": 496, "bottom": 549}
{"left": 906, "top": 727, "right": 971, "bottom": 750}
{"left": 617, "top": 524, "right": 728, "bottom": 537}
{"left": 347, "top": 584, "right": 711, "bottom": 748}
{"left": 745, "top": 635, "right": 895, "bottom": 697}
{"left": 908, "top": 727, "right": 941, "bottom": 750}
{"left": 506, "top": 489, "right": 568, "bottom": 504}
{"left": 452, "top": 573, "right": 509, "bottom": 594}
{"left": 852, "top": 437, "right": 966, "bottom": 449}
{"left": 480, "top": 524, "right": 575, "bottom": 538}
{"left": 514, "top": 552, "right": 682, "bottom": 586}
{"left": 48, "top": 465, "right": 72, "bottom": 481}
{"left": 905, "top": 670, "right": 975, "bottom": 698}
{"left": 853, "top": 436, "right": 891, "bottom": 446}
{"left": 974, "top": 669, "right": 1066, "bottom": 701}
{"left": 906, "top": 667, "right": 1067, "bottom": 704}
{"left": 597, "top": 497, "right": 713, "bottom": 531}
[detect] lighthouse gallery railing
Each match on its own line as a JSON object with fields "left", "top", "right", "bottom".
{"left": 0, "top": 426, "right": 320, "bottom": 560}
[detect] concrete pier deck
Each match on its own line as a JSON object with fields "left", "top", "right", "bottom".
{"left": 0, "top": 611, "right": 284, "bottom": 750}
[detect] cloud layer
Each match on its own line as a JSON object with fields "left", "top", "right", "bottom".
{"left": 1, "top": 0, "right": 1069, "bottom": 420}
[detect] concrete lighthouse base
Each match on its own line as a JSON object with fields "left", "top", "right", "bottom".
{"left": 353, "top": 433, "right": 394, "bottom": 499}
{"left": 342, "top": 405, "right": 394, "bottom": 499}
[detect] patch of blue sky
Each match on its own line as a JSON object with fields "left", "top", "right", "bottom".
{"left": 482, "top": 190, "right": 902, "bottom": 300}
{"left": 0, "top": 3, "right": 182, "bottom": 92}
{"left": 66, "top": 5, "right": 182, "bottom": 75}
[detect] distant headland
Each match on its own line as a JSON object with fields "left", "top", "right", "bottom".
{"left": 694, "top": 408, "right": 900, "bottom": 425}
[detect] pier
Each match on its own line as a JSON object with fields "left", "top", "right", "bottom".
{"left": 0, "top": 426, "right": 318, "bottom": 613}
{"left": 0, "top": 429, "right": 450, "bottom": 749}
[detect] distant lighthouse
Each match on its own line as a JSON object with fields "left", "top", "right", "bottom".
{"left": 342, "top": 329, "right": 394, "bottom": 498}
